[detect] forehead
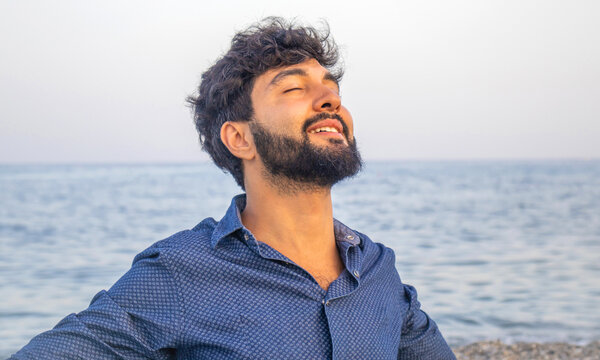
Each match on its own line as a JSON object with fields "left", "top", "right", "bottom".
{"left": 253, "top": 59, "right": 334, "bottom": 92}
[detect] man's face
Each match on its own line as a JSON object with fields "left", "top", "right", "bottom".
{"left": 249, "top": 59, "right": 362, "bottom": 189}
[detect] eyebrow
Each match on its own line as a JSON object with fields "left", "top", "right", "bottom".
{"left": 323, "top": 72, "right": 339, "bottom": 88}
{"left": 268, "top": 68, "right": 340, "bottom": 89}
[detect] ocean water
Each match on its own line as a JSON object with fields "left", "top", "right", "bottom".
{"left": 1, "top": 161, "right": 599, "bottom": 356}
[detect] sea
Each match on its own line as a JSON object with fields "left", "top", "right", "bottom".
{"left": 1, "top": 160, "right": 599, "bottom": 356}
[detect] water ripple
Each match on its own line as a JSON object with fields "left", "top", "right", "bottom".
{"left": 2, "top": 161, "right": 600, "bottom": 351}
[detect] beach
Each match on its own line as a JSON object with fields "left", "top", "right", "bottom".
{"left": 453, "top": 340, "right": 600, "bottom": 360}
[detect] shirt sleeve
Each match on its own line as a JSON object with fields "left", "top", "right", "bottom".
{"left": 10, "top": 245, "right": 181, "bottom": 360}
{"left": 397, "top": 284, "right": 456, "bottom": 360}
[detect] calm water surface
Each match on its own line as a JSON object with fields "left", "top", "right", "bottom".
{"left": 1, "top": 161, "right": 599, "bottom": 356}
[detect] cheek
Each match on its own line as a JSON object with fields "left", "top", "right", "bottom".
{"left": 256, "top": 103, "right": 309, "bottom": 135}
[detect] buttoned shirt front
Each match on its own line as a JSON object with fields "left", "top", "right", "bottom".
{"left": 12, "top": 195, "right": 455, "bottom": 359}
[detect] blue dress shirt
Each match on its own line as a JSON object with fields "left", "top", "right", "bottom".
{"left": 11, "top": 195, "right": 455, "bottom": 359}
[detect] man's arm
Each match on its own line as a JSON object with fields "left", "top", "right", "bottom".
{"left": 397, "top": 284, "right": 456, "bottom": 360}
{"left": 10, "top": 245, "right": 181, "bottom": 360}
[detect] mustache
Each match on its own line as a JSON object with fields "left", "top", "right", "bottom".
{"left": 302, "top": 112, "right": 350, "bottom": 139}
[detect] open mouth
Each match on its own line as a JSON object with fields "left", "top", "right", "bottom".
{"left": 308, "top": 126, "right": 340, "bottom": 134}
{"left": 306, "top": 119, "right": 345, "bottom": 139}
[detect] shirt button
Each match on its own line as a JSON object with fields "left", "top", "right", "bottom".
{"left": 346, "top": 235, "right": 354, "bottom": 240}
{"left": 321, "top": 299, "right": 325, "bottom": 305}
{"left": 325, "top": 301, "right": 331, "bottom": 306}
{"left": 353, "top": 270, "right": 360, "bottom": 278}
{"left": 244, "top": 234, "right": 249, "bottom": 241}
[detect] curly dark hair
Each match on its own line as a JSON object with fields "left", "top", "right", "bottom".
{"left": 187, "top": 17, "right": 343, "bottom": 189}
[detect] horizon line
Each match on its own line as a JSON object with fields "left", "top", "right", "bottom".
{"left": 1, "top": 157, "right": 599, "bottom": 166}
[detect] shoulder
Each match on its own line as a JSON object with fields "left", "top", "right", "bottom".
{"left": 337, "top": 224, "right": 402, "bottom": 287}
{"left": 136, "top": 217, "right": 217, "bottom": 256}
{"left": 125, "top": 217, "right": 221, "bottom": 280}
{"left": 108, "top": 217, "right": 223, "bottom": 302}
{"left": 354, "top": 229, "right": 398, "bottom": 268}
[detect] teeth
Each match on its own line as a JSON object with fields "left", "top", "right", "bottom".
{"left": 309, "top": 127, "right": 339, "bottom": 134}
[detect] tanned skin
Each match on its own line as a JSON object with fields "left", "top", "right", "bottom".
{"left": 219, "top": 59, "right": 355, "bottom": 290}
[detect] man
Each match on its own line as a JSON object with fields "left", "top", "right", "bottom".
{"left": 12, "top": 18, "right": 455, "bottom": 359}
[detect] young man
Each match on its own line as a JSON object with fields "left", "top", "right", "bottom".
{"left": 12, "top": 18, "right": 455, "bottom": 359}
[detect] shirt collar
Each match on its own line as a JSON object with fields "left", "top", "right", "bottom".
{"left": 333, "top": 219, "right": 361, "bottom": 246}
{"left": 211, "top": 194, "right": 362, "bottom": 249}
{"left": 210, "top": 194, "right": 246, "bottom": 248}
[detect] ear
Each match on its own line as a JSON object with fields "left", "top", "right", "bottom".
{"left": 220, "top": 121, "right": 255, "bottom": 160}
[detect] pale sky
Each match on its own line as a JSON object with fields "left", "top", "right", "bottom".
{"left": 1, "top": 0, "right": 599, "bottom": 163}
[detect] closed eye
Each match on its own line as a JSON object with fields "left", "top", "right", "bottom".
{"left": 283, "top": 88, "right": 302, "bottom": 93}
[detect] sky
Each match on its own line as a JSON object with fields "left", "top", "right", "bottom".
{"left": 1, "top": 0, "right": 599, "bottom": 163}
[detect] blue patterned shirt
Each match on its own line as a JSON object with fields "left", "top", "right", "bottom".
{"left": 11, "top": 195, "right": 455, "bottom": 359}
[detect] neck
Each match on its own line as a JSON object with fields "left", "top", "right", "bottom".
{"left": 240, "top": 173, "right": 345, "bottom": 290}
{"left": 241, "top": 179, "right": 335, "bottom": 255}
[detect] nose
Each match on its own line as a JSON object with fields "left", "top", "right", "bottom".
{"left": 313, "top": 85, "right": 341, "bottom": 112}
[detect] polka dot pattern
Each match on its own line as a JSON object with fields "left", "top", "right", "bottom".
{"left": 10, "top": 195, "right": 455, "bottom": 359}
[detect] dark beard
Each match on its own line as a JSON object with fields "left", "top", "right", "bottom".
{"left": 249, "top": 119, "right": 362, "bottom": 192}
